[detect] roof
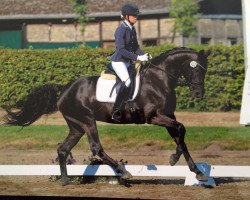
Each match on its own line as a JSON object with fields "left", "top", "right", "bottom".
{"left": 199, "top": 0, "right": 242, "bottom": 15}
{"left": 0, "top": 0, "right": 242, "bottom": 21}
{"left": 0, "top": 0, "right": 171, "bottom": 19}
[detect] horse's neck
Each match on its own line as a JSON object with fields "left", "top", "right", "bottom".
{"left": 142, "top": 61, "right": 180, "bottom": 91}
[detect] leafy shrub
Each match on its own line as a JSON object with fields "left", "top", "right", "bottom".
{"left": 0, "top": 44, "right": 244, "bottom": 111}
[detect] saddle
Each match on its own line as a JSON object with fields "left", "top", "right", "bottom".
{"left": 96, "top": 62, "right": 141, "bottom": 103}
{"left": 101, "top": 62, "right": 141, "bottom": 80}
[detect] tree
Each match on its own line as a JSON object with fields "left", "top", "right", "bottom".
{"left": 70, "top": 0, "right": 89, "bottom": 35}
{"left": 169, "top": 0, "right": 200, "bottom": 45}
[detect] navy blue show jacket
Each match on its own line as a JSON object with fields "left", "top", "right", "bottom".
{"left": 110, "top": 22, "right": 145, "bottom": 63}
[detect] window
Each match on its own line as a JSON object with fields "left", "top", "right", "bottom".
{"left": 102, "top": 41, "right": 115, "bottom": 48}
{"left": 200, "top": 37, "right": 211, "bottom": 45}
{"left": 143, "top": 39, "right": 157, "bottom": 47}
{"left": 228, "top": 38, "right": 237, "bottom": 45}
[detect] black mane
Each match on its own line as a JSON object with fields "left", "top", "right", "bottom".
{"left": 151, "top": 47, "right": 197, "bottom": 64}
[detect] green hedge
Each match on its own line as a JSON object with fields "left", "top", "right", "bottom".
{"left": 0, "top": 44, "right": 244, "bottom": 111}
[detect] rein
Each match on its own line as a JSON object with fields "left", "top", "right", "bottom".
{"left": 145, "top": 61, "right": 179, "bottom": 80}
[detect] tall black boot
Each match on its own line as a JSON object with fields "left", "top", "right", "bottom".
{"left": 112, "top": 82, "right": 130, "bottom": 122}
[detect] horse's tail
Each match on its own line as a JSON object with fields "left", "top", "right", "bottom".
{"left": 3, "top": 84, "right": 64, "bottom": 127}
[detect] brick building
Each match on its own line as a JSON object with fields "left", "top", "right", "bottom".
{"left": 0, "top": 0, "right": 243, "bottom": 49}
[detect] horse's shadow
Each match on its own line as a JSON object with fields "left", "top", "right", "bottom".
{"left": 80, "top": 164, "right": 250, "bottom": 186}
{"left": 127, "top": 177, "right": 249, "bottom": 186}
{"left": 214, "top": 177, "right": 249, "bottom": 185}
{"left": 78, "top": 175, "right": 249, "bottom": 187}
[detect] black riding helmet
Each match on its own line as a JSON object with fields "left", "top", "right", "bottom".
{"left": 121, "top": 4, "right": 141, "bottom": 16}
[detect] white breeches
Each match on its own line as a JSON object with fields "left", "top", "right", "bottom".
{"left": 111, "top": 61, "right": 131, "bottom": 87}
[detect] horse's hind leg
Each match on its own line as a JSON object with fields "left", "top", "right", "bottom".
{"left": 62, "top": 105, "right": 132, "bottom": 182}
{"left": 83, "top": 119, "right": 133, "bottom": 180}
{"left": 57, "top": 118, "right": 85, "bottom": 185}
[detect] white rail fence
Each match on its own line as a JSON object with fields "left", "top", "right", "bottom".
{"left": 1, "top": 163, "right": 250, "bottom": 186}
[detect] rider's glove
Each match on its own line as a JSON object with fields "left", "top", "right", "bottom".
{"left": 147, "top": 53, "right": 153, "bottom": 60}
{"left": 137, "top": 54, "right": 149, "bottom": 62}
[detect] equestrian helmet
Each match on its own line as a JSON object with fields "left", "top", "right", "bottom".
{"left": 121, "top": 4, "right": 141, "bottom": 16}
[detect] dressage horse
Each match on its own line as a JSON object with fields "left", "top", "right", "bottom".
{"left": 3, "top": 47, "right": 210, "bottom": 185}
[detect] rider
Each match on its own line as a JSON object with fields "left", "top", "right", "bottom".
{"left": 110, "top": 3, "right": 150, "bottom": 122}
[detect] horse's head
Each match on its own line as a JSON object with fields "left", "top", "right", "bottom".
{"left": 181, "top": 49, "right": 210, "bottom": 98}
{"left": 146, "top": 47, "right": 210, "bottom": 99}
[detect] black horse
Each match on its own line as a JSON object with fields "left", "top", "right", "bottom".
{"left": 3, "top": 47, "right": 210, "bottom": 185}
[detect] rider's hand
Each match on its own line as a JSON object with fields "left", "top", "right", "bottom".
{"left": 137, "top": 54, "right": 149, "bottom": 62}
{"left": 147, "top": 53, "right": 153, "bottom": 60}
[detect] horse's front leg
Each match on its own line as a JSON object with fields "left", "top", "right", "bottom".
{"left": 150, "top": 111, "right": 208, "bottom": 181}
{"left": 175, "top": 124, "right": 208, "bottom": 181}
{"left": 167, "top": 127, "right": 183, "bottom": 166}
{"left": 164, "top": 114, "right": 183, "bottom": 166}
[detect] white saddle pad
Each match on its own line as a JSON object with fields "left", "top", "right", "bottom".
{"left": 96, "top": 76, "right": 140, "bottom": 103}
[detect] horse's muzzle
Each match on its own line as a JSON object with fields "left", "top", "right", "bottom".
{"left": 190, "top": 88, "right": 205, "bottom": 99}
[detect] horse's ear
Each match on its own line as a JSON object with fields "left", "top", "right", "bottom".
{"left": 198, "top": 49, "right": 211, "bottom": 58}
{"left": 205, "top": 50, "right": 211, "bottom": 58}
{"left": 198, "top": 50, "right": 205, "bottom": 58}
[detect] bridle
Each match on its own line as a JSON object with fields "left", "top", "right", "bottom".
{"left": 144, "top": 59, "right": 206, "bottom": 88}
{"left": 182, "top": 60, "right": 207, "bottom": 88}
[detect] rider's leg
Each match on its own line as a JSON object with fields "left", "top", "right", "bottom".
{"left": 112, "top": 61, "right": 131, "bottom": 87}
{"left": 111, "top": 62, "right": 131, "bottom": 122}
{"left": 112, "top": 82, "right": 130, "bottom": 122}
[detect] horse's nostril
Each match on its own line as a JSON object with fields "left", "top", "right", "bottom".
{"left": 193, "top": 90, "right": 203, "bottom": 98}
{"left": 197, "top": 92, "right": 204, "bottom": 98}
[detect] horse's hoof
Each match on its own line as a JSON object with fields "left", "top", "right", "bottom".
{"left": 119, "top": 171, "right": 132, "bottom": 187}
{"left": 121, "top": 171, "right": 133, "bottom": 180}
{"left": 61, "top": 177, "right": 71, "bottom": 186}
{"left": 169, "top": 154, "right": 178, "bottom": 166}
{"left": 196, "top": 172, "right": 208, "bottom": 182}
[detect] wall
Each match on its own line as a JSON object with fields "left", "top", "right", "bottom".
{"left": 23, "top": 17, "right": 243, "bottom": 49}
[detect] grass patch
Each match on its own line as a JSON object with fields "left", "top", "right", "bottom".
{"left": 0, "top": 125, "right": 249, "bottom": 151}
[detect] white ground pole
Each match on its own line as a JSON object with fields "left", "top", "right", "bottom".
{"left": 240, "top": 0, "right": 250, "bottom": 125}
{"left": 1, "top": 163, "right": 250, "bottom": 186}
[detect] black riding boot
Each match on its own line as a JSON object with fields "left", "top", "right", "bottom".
{"left": 112, "top": 82, "right": 130, "bottom": 122}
